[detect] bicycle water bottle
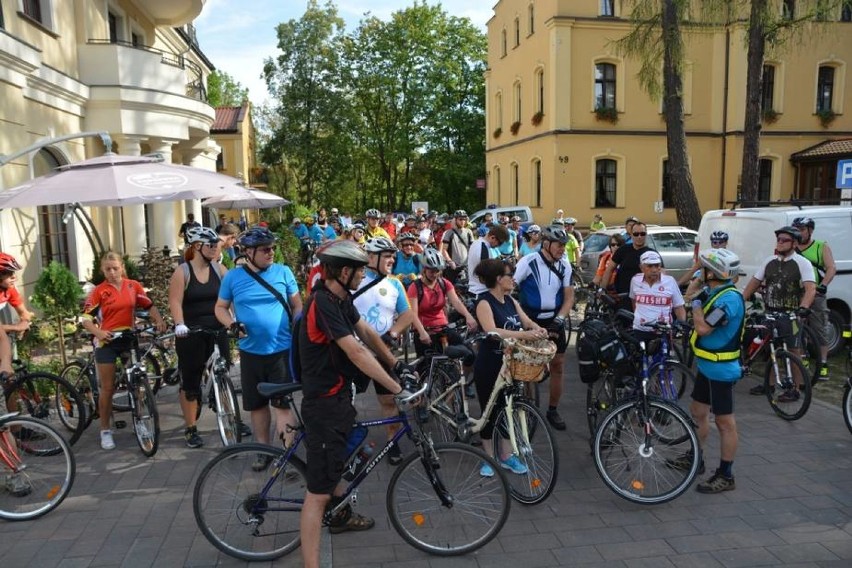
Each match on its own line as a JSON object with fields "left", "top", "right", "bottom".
{"left": 343, "top": 442, "right": 375, "bottom": 481}
{"left": 345, "top": 425, "right": 368, "bottom": 457}
{"left": 747, "top": 334, "right": 764, "bottom": 357}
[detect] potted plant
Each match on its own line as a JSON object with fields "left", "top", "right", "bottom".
{"left": 594, "top": 106, "right": 619, "bottom": 124}
{"left": 816, "top": 108, "right": 836, "bottom": 127}
{"left": 493, "top": 127, "right": 502, "bottom": 139}
{"left": 762, "top": 109, "right": 779, "bottom": 124}
{"left": 510, "top": 121, "right": 521, "bottom": 135}
{"left": 531, "top": 111, "right": 544, "bottom": 126}
{"left": 31, "top": 261, "right": 84, "bottom": 365}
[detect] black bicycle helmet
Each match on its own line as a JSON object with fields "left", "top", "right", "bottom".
{"left": 316, "top": 240, "right": 369, "bottom": 268}
{"left": 542, "top": 226, "right": 569, "bottom": 244}
{"left": 710, "top": 230, "right": 729, "bottom": 242}
{"left": 238, "top": 227, "right": 277, "bottom": 248}
{"left": 774, "top": 226, "right": 802, "bottom": 243}
{"left": 792, "top": 217, "right": 815, "bottom": 230}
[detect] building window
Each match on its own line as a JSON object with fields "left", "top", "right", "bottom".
{"left": 513, "top": 81, "right": 522, "bottom": 122}
{"left": 501, "top": 29, "right": 507, "bottom": 57}
{"left": 495, "top": 92, "right": 503, "bottom": 129}
{"left": 535, "top": 69, "right": 544, "bottom": 113}
{"left": 512, "top": 163, "right": 520, "bottom": 205}
{"left": 782, "top": 0, "right": 795, "bottom": 20}
{"left": 762, "top": 65, "right": 776, "bottom": 111}
{"left": 816, "top": 65, "right": 835, "bottom": 112}
{"left": 601, "top": 1, "right": 615, "bottom": 16}
{"left": 108, "top": 11, "right": 119, "bottom": 42}
{"left": 595, "top": 159, "right": 617, "bottom": 208}
{"left": 1, "top": 3, "right": 5, "bottom": 29}
{"left": 758, "top": 159, "right": 772, "bottom": 202}
{"left": 34, "top": 149, "right": 70, "bottom": 267}
{"left": 216, "top": 150, "right": 225, "bottom": 171}
{"left": 595, "top": 63, "right": 616, "bottom": 110}
{"left": 514, "top": 18, "right": 520, "bottom": 47}
{"left": 842, "top": 1, "right": 852, "bottom": 22}
{"left": 528, "top": 3, "right": 535, "bottom": 34}
{"left": 494, "top": 166, "right": 501, "bottom": 202}
{"left": 532, "top": 159, "right": 542, "bottom": 207}
{"left": 662, "top": 160, "right": 674, "bottom": 208}
{"left": 23, "top": 0, "right": 42, "bottom": 23}
{"left": 131, "top": 31, "right": 142, "bottom": 47}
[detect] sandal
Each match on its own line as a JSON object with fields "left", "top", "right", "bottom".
{"left": 328, "top": 512, "right": 375, "bottom": 534}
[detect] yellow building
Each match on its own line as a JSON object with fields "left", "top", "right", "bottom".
{"left": 209, "top": 102, "right": 262, "bottom": 226}
{"left": 0, "top": 0, "right": 216, "bottom": 290}
{"left": 485, "top": 1, "right": 852, "bottom": 227}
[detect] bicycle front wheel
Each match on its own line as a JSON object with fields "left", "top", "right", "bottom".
{"left": 586, "top": 370, "right": 621, "bottom": 441}
{"left": 764, "top": 349, "right": 812, "bottom": 421}
{"left": 193, "top": 443, "right": 305, "bottom": 561}
{"left": 594, "top": 399, "right": 699, "bottom": 505}
{"left": 131, "top": 379, "right": 160, "bottom": 457}
{"left": 387, "top": 442, "right": 510, "bottom": 556}
{"left": 843, "top": 382, "right": 852, "bottom": 435}
{"left": 5, "top": 372, "right": 86, "bottom": 447}
{"left": 491, "top": 399, "right": 558, "bottom": 505}
{"left": 0, "top": 416, "right": 75, "bottom": 521}
{"left": 214, "top": 372, "right": 241, "bottom": 446}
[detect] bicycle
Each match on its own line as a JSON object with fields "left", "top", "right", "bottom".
{"left": 1, "top": 357, "right": 86, "bottom": 447}
{"left": 840, "top": 329, "right": 852, "bottom": 435}
{"left": 424, "top": 334, "right": 559, "bottom": 505}
{"left": 592, "top": 340, "right": 701, "bottom": 505}
{"left": 0, "top": 413, "right": 75, "bottom": 521}
{"left": 742, "top": 310, "right": 812, "bottom": 421}
{"left": 187, "top": 327, "right": 244, "bottom": 446}
{"left": 193, "top": 380, "right": 511, "bottom": 560}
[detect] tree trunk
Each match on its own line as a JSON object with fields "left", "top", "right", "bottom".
{"left": 661, "top": 0, "right": 702, "bottom": 230}
{"left": 739, "top": 0, "right": 768, "bottom": 204}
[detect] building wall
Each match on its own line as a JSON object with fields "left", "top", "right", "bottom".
{"left": 486, "top": 1, "right": 852, "bottom": 227}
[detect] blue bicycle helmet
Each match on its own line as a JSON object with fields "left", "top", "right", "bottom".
{"left": 239, "top": 227, "right": 277, "bottom": 248}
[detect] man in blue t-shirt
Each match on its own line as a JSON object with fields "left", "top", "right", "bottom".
{"left": 215, "top": 228, "right": 303, "bottom": 470}
{"left": 688, "top": 249, "right": 745, "bottom": 494}
{"left": 292, "top": 218, "right": 309, "bottom": 241}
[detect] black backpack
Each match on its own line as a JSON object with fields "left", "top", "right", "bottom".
{"left": 576, "top": 318, "right": 628, "bottom": 384}
{"left": 414, "top": 277, "right": 448, "bottom": 305}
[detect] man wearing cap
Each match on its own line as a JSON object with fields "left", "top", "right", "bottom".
{"left": 292, "top": 218, "right": 308, "bottom": 241}
{"left": 304, "top": 216, "right": 324, "bottom": 245}
{"left": 440, "top": 210, "right": 475, "bottom": 283}
{"left": 629, "top": 250, "right": 686, "bottom": 338}
{"left": 602, "top": 222, "right": 656, "bottom": 311}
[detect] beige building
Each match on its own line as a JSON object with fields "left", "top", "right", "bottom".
{"left": 0, "top": 0, "right": 217, "bottom": 292}
{"left": 209, "top": 102, "right": 262, "bottom": 226}
{"left": 485, "top": 1, "right": 852, "bottom": 228}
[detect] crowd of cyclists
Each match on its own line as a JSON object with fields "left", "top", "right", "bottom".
{"left": 0, "top": 203, "right": 839, "bottom": 567}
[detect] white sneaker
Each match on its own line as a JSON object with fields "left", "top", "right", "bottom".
{"left": 100, "top": 430, "right": 116, "bottom": 450}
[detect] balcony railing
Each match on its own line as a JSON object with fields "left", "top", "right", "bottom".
{"left": 87, "top": 39, "right": 207, "bottom": 102}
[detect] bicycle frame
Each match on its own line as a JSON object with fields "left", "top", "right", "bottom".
{"left": 0, "top": 415, "right": 23, "bottom": 472}
{"left": 741, "top": 312, "right": 799, "bottom": 386}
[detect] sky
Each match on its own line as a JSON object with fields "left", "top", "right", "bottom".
{"left": 193, "top": 0, "right": 491, "bottom": 106}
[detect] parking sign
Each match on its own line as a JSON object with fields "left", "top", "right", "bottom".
{"left": 837, "top": 160, "right": 852, "bottom": 189}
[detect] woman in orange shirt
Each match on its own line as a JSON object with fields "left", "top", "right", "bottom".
{"left": 81, "top": 252, "right": 166, "bottom": 450}
{"left": 592, "top": 233, "right": 625, "bottom": 291}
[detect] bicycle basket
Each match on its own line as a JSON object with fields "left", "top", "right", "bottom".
{"left": 500, "top": 338, "right": 556, "bottom": 383}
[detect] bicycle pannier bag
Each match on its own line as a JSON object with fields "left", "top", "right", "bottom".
{"left": 576, "top": 318, "right": 628, "bottom": 384}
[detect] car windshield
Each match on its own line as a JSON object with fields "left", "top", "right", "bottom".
{"left": 584, "top": 233, "right": 611, "bottom": 253}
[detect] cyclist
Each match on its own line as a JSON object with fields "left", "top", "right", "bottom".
{"left": 304, "top": 215, "right": 324, "bottom": 245}
{"left": 591, "top": 233, "right": 625, "bottom": 291}
{"left": 168, "top": 227, "right": 248, "bottom": 448}
{"left": 0, "top": 253, "right": 35, "bottom": 339}
{"left": 299, "top": 240, "right": 413, "bottom": 567}
{"left": 381, "top": 211, "right": 398, "bottom": 240}
{"left": 513, "top": 226, "right": 575, "bottom": 430}
{"left": 392, "top": 232, "right": 421, "bottom": 288}
{"left": 519, "top": 224, "right": 542, "bottom": 256}
{"left": 467, "top": 224, "right": 509, "bottom": 298}
{"left": 743, "top": 226, "right": 815, "bottom": 399}
{"left": 629, "top": 250, "right": 687, "bottom": 341}
{"left": 688, "top": 249, "right": 745, "bottom": 494}
{"left": 353, "top": 237, "right": 415, "bottom": 465}
{"left": 474, "top": 258, "right": 548, "bottom": 476}
{"left": 495, "top": 216, "right": 518, "bottom": 262}
{"left": 793, "top": 216, "right": 836, "bottom": 380}
{"left": 81, "top": 252, "right": 168, "bottom": 450}
{"left": 364, "top": 209, "right": 391, "bottom": 240}
{"left": 679, "top": 230, "right": 732, "bottom": 297}
{"left": 216, "top": 222, "right": 239, "bottom": 262}
{"left": 563, "top": 217, "right": 584, "bottom": 256}
{"left": 602, "top": 221, "right": 655, "bottom": 310}
{"left": 439, "top": 210, "right": 475, "bottom": 284}
{"left": 214, "top": 227, "right": 302, "bottom": 469}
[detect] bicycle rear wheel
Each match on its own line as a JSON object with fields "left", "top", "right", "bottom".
{"left": 764, "top": 350, "right": 812, "bottom": 421}
{"left": 491, "top": 398, "right": 558, "bottom": 505}
{"left": 214, "top": 372, "right": 241, "bottom": 446}
{"left": 131, "top": 379, "right": 160, "bottom": 457}
{"left": 387, "top": 442, "right": 509, "bottom": 555}
{"left": 648, "top": 360, "right": 693, "bottom": 401}
{"left": 0, "top": 416, "right": 75, "bottom": 521}
{"left": 193, "top": 443, "right": 305, "bottom": 561}
{"left": 59, "top": 359, "right": 97, "bottom": 428}
{"left": 594, "top": 399, "right": 699, "bottom": 505}
{"left": 4, "top": 372, "right": 86, "bottom": 447}
{"left": 586, "top": 370, "right": 622, "bottom": 441}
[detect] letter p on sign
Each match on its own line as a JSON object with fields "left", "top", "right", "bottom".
{"left": 838, "top": 160, "right": 852, "bottom": 189}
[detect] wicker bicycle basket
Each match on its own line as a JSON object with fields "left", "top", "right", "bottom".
{"left": 500, "top": 338, "right": 557, "bottom": 383}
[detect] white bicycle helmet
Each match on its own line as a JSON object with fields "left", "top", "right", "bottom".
{"left": 698, "top": 248, "right": 740, "bottom": 280}
{"left": 420, "top": 248, "right": 446, "bottom": 270}
{"left": 316, "top": 240, "right": 369, "bottom": 268}
{"left": 364, "top": 236, "right": 397, "bottom": 253}
{"left": 185, "top": 226, "right": 221, "bottom": 245}
{"left": 365, "top": 208, "right": 381, "bottom": 219}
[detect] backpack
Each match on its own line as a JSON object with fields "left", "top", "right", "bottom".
{"left": 576, "top": 318, "right": 628, "bottom": 384}
{"left": 415, "top": 277, "right": 448, "bottom": 305}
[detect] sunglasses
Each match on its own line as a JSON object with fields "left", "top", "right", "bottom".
{"left": 710, "top": 239, "right": 727, "bottom": 245}
{"left": 632, "top": 232, "right": 647, "bottom": 237}
{"left": 776, "top": 237, "right": 793, "bottom": 243}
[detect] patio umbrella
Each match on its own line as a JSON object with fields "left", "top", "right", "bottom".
{"left": 201, "top": 188, "right": 289, "bottom": 209}
{"left": 0, "top": 153, "right": 246, "bottom": 209}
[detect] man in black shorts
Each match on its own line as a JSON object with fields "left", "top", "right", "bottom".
{"left": 298, "top": 240, "right": 415, "bottom": 568}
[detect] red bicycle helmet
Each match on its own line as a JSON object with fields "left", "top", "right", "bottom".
{"left": 0, "top": 253, "right": 22, "bottom": 272}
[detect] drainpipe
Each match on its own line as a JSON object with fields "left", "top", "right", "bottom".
{"left": 719, "top": 23, "right": 731, "bottom": 208}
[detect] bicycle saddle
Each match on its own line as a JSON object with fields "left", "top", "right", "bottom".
{"left": 257, "top": 382, "right": 303, "bottom": 398}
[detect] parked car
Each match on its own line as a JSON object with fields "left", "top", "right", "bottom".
{"left": 578, "top": 225, "right": 698, "bottom": 283}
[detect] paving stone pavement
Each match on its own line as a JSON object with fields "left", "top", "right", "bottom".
{"left": 2, "top": 353, "right": 851, "bottom": 568}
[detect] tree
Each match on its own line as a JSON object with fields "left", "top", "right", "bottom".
{"left": 31, "top": 261, "right": 84, "bottom": 365}
{"left": 206, "top": 70, "right": 249, "bottom": 107}
{"left": 616, "top": 0, "right": 702, "bottom": 229}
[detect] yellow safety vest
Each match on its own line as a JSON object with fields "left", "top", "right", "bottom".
{"left": 689, "top": 284, "right": 745, "bottom": 362}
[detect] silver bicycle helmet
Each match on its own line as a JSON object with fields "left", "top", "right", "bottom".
{"left": 316, "top": 240, "right": 369, "bottom": 268}
{"left": 185, "top": 226, "right": 220, "bottom": 245}
{"left": 542, "top": 226, "right": 569, "bottom": 244}
{"left": 698, "top": 248, "right": 740, "bottom": 280}
{"left": 364, "top": 236, "right": 398, "bottom": 253}
{"left": 420, "top": 248, "right": 446, "bottom": 270}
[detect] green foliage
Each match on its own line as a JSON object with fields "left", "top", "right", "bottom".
{"left": 139, "top": 247, "right": 176, "bottom": 318}
{"left": 816, "top": 108, "right": 837, "bottom": 127}
{"left": 31, "top": 261, "right": 83, "bottom": 319}
{"left": 90, "top": 253, "right": 140, "bottom": 285}
{"left": 207, "top": 70, "right": 249, "bottom": 107}
{"left": 594, "top": 106, "right": 619, "bottom": 123}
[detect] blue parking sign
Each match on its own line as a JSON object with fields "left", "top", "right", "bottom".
{"left": 838, "top": 160, "right": 852, "bottom": 189}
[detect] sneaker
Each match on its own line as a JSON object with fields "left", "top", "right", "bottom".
{"left": 252, "top": 453, "right": 273, "bottom": 472}
{"left": 499, "top": 455, "right": 529, "bottom": 475}
{"left": 749, "top": 384, "right": 768, "bottom": 395}
{"left": 3, "top": 473, "right": 32, "bottom": 497}
{"left": 328, "top": 512, "right": 375, "bottom": 534}
{"left": 696, "top": 470, "right": 735, "bottom": 494}
{"left": 479, "top": 462, "right": 495, "bottom": 477}
{"left": 100, "top": 430, "right": 116, "bottom": 450}
{"left": 184, "top": 427, "right": 204, "bottom": 449}
{"left": 818, "top": 364, "right": 830, "bottom": 381}
{"left": 546, "top": 409, "right": 567, "bottom": 431}
{"left": 238, "top": 421, "right": 252, "bottom": 437}
{"left": 777, "top": 389, "right": 800, "bottom": 403}
{"left": 388, "top": 443, "right": 403, "bottom": 466}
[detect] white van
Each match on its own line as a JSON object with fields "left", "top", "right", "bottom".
{"left": 469, "top": 206, "right": 533, "bottom": 227}
{"left": 698, "top": 205, "right": 852, "bottom": 353}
